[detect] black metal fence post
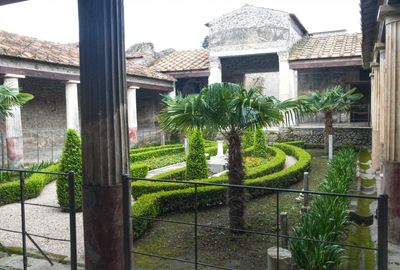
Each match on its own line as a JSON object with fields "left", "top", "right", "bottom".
{"left": 122, "top": 174, "right": 132, "bottom": 270}
{"left": 19, "top": 171, "right": 27, "bottom": 270}
{"left": 67, "top": 172, "right": 77, "bottom": 270}
{"left": 377, "top": 194, "right": 388, "bottom": 270}
{"left": 276, "top": 191, "right": 280, "bottom": 270}
{"left": 194, "top": 183, "right": 198, "bottom": 270}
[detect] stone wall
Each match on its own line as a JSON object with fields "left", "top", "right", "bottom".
{"left": 207, "top": 5, "right": 303, "bottom": 54}
{"left": 267, "top": 127, "right": 372, "bottom": 147}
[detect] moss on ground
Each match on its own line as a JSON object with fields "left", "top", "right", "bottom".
{"left": 133, "top": 149, "right": 328, "bottom": 270}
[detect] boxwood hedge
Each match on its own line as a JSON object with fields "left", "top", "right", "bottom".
{"left": 131, "top": 143, "right": 311, "bottom": 239}
{"left": 0, "top": 163, "right": 60, "bottom": 205}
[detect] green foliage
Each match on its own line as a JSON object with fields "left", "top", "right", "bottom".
{"left": 130, "top": 146, "right": 184, "bottom": 163}
{"left": 279, "top": 140, "right": 305, "bottom": 148}
{"left": 0, "top": 163, "right": 60, "bottom": 205}
{"left": 186, "top": 130, "right": 208, "bottom": 180}
{"left": 134, "top": 146, "right": 287, "bottom": 198}
{"left": 0, "top": 84, "right": 33, "bottom": 119}
{"left": 290, "top": 147, "right": 357, "bottom": 269}
{"left": 56, "top": 129, "right": 82, "bottom": 211}
{"left": 130, "top": 163, "right": 148, "bottom": 178}
{"left": 242, "top": 129, "right": 255, "bottom": 149}
{"left": 131, "top": 143, "right": 311, "bottom": 239}
{"left": 253, "top": 128, "right": 268, "bottom": 158}
{"left": 130, "top": 144, "right": 182, "bottom": 154}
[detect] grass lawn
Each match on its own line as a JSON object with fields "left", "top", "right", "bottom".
{"left": 133, "top": 149, "right": 328, "bottom": 270}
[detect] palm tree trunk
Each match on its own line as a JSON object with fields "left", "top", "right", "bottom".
{"left": 227, "top": 130, "right": 245, "bottom": 231}
{"left": 324, "top": 111, "right": 333, "bottom": 154}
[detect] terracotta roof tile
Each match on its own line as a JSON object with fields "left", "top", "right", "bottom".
{"left": 151, "top": 49, "right": 209, "bottom": 72}
{"left": 0, "top": 30, "right": 174, "bottom": 81}
{"left": 289, "top": 33, "right": 362, "bottom": 61}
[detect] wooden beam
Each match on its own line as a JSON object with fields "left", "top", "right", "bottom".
{"left": 0, "top": 66, "right": 80, "bottom": 81}
{"left": 165, "top": 69, "right": 210, "bottom": 78}
{"left": 378, "top": 4, "right": 400, "bottom": 21}
{"left": 126, "top": 82, "right": 172, "bottom": 92}
{"left": 289, "top": 58, "right": 362, "bottom": 69}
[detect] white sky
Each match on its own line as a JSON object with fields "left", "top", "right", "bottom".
{"left": 0, "top": 0, "right": 361, "bottom": 51}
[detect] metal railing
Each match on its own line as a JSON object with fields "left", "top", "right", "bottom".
{"left": 0, "top": 169, "right": 77, "bottom": 270}
{"left": 124, "top": 176, "right": 388, "bottom": 270}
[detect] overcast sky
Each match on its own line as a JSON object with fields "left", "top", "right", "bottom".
{"left": 0, "top": 0, "right": 361, "bottom": 51}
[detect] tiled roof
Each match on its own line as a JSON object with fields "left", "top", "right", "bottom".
{"left": 0, "top": 30, "right": 174, "bottom": 81}
{"left": 126, "top": 60, "right": 175, "bottom": 81}
{"left": 0, "top": 30, "right": 79, "bottom": 66}
{"left": 151, "top": 49, "right": 209, "bottom": 72}
{"left": 289, "top": 33, "right": 362, "bottom": 61}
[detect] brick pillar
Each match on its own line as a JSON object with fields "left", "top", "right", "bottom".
{"left": 3, "top": 74, "right": 25, "bottom": 169}
{"left": 127, "top": 86, "right": 138, "bottom": 146}
{"left": 379, "top": 4, "right": 400, "bottom": 244}
{"left": 65, "top": 80, "right": 80, "bottom": 132}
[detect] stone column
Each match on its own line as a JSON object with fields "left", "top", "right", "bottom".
{"left": 127, "top": 86, "right": 138, "bottom": 146}
{"left": 278, "top": 52, "right": 297, "bottom": 126}
{"left": 3, "top": 74, "right": 25, "bottom": 169}
{"left": 77, "top": 0, "right": 133, "bottom": 269}
{"left": 208, "top": 56, "right": 222, "bottom": 84}
{"left": 65, "top": 80, "right": 80, "bottom": 132}
{"left": 378, "top": 48, "right": 386, "bottom": 176}
{"left": 379, "top": 4, "right": 400, "bottom": 244}
{"left": 370, "top": 63, "right": 381, "bottom": 171}
{"left": 168, "top": 82, "right": 176, "bottom": 99}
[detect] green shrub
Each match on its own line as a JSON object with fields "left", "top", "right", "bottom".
{"left": 290, "top": 147, "right": 356, "bottom": 269}
{"left": 136, "top": 146, "right": 286, "bottom": 198}
{"left": 56, "top": 129, "right": 82, "bottom": 211}
{"left": 145, "top": 154, "right": 186, "bottom": 170}
{"left": 253, "top": 128, "right": 268, "bottom": 158}
{"left": 0, "top": 163, "right": 60, "bottom": 205}
{"left": 130, "top": 163, "right": 148, "bottom": 178}
{"left": 130, "top": 146, "right": 184, "bottom": 163}
{"left": 280, "top": 140, "right": 305, "bottom": 149}
{"left": 186, "top": 130, "right": 208, "bottom": 180}
{"left": 131, "top": 144, "right": 311, "bottom": 239}
{"left": 242, "top": 128, "right": 255, "bottom": 149}
{"left": 130, "top": 144, "right": 182, "bottom": 155}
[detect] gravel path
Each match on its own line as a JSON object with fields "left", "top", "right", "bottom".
{"left": 284, "top": 155, "right": 297, "bottom": 168}
{"left": 0, "top": 181, "right": 85, "bottom": 261}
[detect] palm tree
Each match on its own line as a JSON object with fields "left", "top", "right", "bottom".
{"left": 159, "top": 82, "right": 301, "bottom": 231}
{"left": 0, "top": 84, "right": 33, "bottom": 118}
{"left": 299, "top": 85, "right": 363, "bottom": 153}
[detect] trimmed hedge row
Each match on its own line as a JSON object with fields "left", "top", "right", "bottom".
{"left": 131, "top": 144, "right": 311, "bottom": 239}
{"left": 130, "top": 144, "right": 182, "bottom": 154}
{"left": 279, "top": 140, "right": 305, "bottom": 149}
{"left": 130, "top": 163, "right": 149, "bottom": 178}
{"left": 130, "top": 146, "right": 184, "bottom": 162}
{"left": 133, "top": 146, "right": 286, "bottom": 198}
{"left": 0, "top": 163, "right": 61, "bottom": 205}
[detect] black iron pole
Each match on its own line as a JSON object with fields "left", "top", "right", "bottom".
{"left": 276, "top": 191, "right": 280, "bottom": 270}
{"left": 68, "top": 172, "right": 78, "bottom": 270}
{"left": 19, "top": 171, "right": 27, "bottom": 270}
{"left": 194, "top": 183, "right": 198, "bottom": 270}
{"left": 377, "top": 194, "right": 388, "bottom": 270}
{"left": 122, "top": 174, "right": 132, "bottom": 270}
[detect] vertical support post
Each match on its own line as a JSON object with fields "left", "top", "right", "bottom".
{"left": 161, "top": 131, "right": 166, "bottom": 146}
{"left": 19, "top": 171, "right": 27, "bottom": 270}
{"left": 377, "top": 194, "right": 388, "bottom": 270}
{"left": 184, "top": 137, "right": 189, "bottom": 155}
{"left": 194, "top": 183, "right": 198, "bottom": 270}
{"left": 68, "top": 172, "right": 77, "bottom": 270}
{"left": 1, "top": 133, "right": 4, "bottom": 168}
{"left": 328, "top": 134, "right": 333, "bottom": 160}
{"left": 276, "top": 191, "right": 280, "bottom": 269}
{"left": 51, "top": 131, "right": 54, "bottom": 162}
{"left": 127, "top": 86, "right": 138, "bottom": 147}
{"left": 208, "top": 56, "right": 222, "bottom": 84}
{"left": 78, "top": 0, "right": 131, "bottom": 269}
{"left": 65, "top": 81, "right": 81, "bottom": 132}
{"left": 279, "top": 212, "right": 288, "bottom": 248}
{"left": 122, "top": 174, "right": 132, "bottom": 270}
{"left": 36, "top": 131, "right": 39, "bottom": 163}
{"left": 303, "top": 172, "right": 309, "bottom": 208}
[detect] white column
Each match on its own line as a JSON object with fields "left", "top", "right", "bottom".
{"left": 168, "top": 82, "right": 176, "bottom": 99}
{"left": 127, "top": 86, "right": 138, "bottom": 146}
{"left": 278, "top": 52, "right": 297, "bottom": 126}
{"left": 3, "top": 74, "right": 25, "bottom": 168}
{"left": 65, "top": 80, "right": 80, "bottom": 132}
{"left": 208, "top": 56, "right": 222, "bottom": 84}
{"left": 278, "top": 51, "right": 296, "bottom": 101}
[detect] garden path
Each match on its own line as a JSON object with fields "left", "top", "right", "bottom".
{"left": 0, "top": 181, "right": 85, "bottom": 263}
